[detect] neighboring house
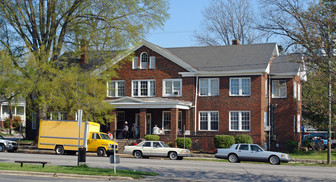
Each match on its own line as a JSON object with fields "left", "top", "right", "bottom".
{"left": 0, "top": 99, "right": 26, "bottom": 127}
{"left": 91, "top": 40, "right": 306, "bottom": 152}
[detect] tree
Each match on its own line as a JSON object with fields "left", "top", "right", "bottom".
{"left": 194, "top": 0, "right": 264, "bottom": 46}
{"left": 0, "top": 0, "right": 169, "bottom": 135}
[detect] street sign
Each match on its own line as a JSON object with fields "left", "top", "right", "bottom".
{"left": 78, "top": 110, "right": 83, "bottom": 127}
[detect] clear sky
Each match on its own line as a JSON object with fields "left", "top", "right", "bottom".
{"left": 147, "top": 0, "right": 211, "bottom": 48}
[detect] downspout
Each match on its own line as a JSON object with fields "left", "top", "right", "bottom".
{"left": 268, "top": 74, "right": 271, "bottom": 150}
{"left": 194, "top": 75, "right": 199, "bottom": 135}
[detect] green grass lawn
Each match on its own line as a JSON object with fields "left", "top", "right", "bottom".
{"left": 0, "top": 163, "right": 158, "bottom": 179}
{"left": 289, "top": 150, "right": 336, "bottom": 161}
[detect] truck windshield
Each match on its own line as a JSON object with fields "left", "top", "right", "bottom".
{"left": 100, "top": 134, "right": 110, "bottom": 140}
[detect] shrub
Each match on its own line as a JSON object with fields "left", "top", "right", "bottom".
{"left": 235, "top": 134, "right": 253, "bottom": 144}
{"left": 144, "top": 135, "right": 160, "bottom": 141}
{"left": 167, "top": 142, "right": 174, "bottom": 147}
{"left": 175, "top": 137, "right": 192, "bottom": 149}
{"left": 286, "top": 140, "right": 298, "bottom": 153}
{"left": 214, "top": 135, "right": 235, "bottom": 148}
{"left": 4, "top": 116, "right": 22, "bottom": 128}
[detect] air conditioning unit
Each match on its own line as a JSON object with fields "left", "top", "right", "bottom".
{"left": 173, "top": 91, "right": 180, "bottom": 95}
{"left": 264, "top": 126, "right": 270, "bottom": 131}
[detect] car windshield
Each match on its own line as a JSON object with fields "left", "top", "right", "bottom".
{"left": 100, "top": 134, "right": 110, "bottom": 140}
{"left": 160, "top": 142, "right": 170, "bottom": 148}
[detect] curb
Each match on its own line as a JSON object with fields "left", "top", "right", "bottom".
{"left": 0, "top": 170, "right": 133, "bottom": 180}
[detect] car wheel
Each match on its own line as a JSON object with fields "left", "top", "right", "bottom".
{"left": 97, "top": 148, "right": 106, "bottom": 157}
{"left": 55, "top": 146, "right": 64, "bottom": 155}
{"left": 0, "top": 144, "right": 5, "bottom": 152}
{"left": 269, "top": 155, "right": 280, "bottom": 165}
{"left": 169, "top": 152, "right": 178, "bottom": 160}
{"left": 134, "top": 151, "right": 142, "bottom": 158}
{"left": 228, "top": 154, "right": 239, "bottom": 163}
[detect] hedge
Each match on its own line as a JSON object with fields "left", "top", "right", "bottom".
{"left": 214, "top": 135, "right": 235, "bottom": 148}
{"left": 175, "top": 137, "right": 192, "bottom": 149}
{"left": 144, "top": 135, "right": 160, "bottom": 141}
{"left": 235, "top": 134, "right": 253, "bottom": 144}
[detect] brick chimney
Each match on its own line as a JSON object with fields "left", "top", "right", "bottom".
{"left": 232, "top": 39, "right": 241, "bottom": 45}
{"left": 80, "top": 40, "right": 88, "bottom": 64}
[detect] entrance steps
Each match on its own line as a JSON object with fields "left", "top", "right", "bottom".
{"left": 116, "top": 139, "right": 142, "bottom": 153}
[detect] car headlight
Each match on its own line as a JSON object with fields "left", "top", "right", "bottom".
{"left": 181, "top": 150, "right": 190, "bottom": 154}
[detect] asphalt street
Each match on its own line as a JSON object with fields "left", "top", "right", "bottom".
{"left": 0, "top": 152, "right": 336, "bottom": 182}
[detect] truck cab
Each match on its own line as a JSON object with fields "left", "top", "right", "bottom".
{"left": 88, "top": 132, "right": 118, "bottom": 156}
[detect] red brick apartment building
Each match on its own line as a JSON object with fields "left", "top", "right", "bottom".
{"left": 93, "top": 40, "right": 306, "bottom": 152}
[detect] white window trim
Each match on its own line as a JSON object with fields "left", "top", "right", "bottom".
{"left": 199, "top": 78, "right": 219, "bottom": 96}
{"left": 132, "top": 80, "right": 155, "bottom": 97}
{"left": 264, "top": 111, "right": 269, "bottom": 131}
{"left": 140, "top": 52, "right": 148, "bottom": 69}
{"left": 297, "top": 114, "right": 301, "bottom": 133}
{"left": 272, "top": 80, "right": 287, "bottom": 98}
{"left": 132, "top": 57, "right": 138, "bottom": 69}
{"left": 229, "top": 77, "right": 251, "bottom": 96}
{"left": 294, "top": 81, "right": 297, "bottom": 99}
{"left": 107, "top": 80, "right": 125, "bottom": 97}
{"left": 265, "top": 79, "right": 268, "bottom": 97}
{"left": 149, "top": 56, "right": 155, "bottom": 69}
{"left": 298, "top": 83, "right": 301, "bottom": 101}
{"left": 229, "top": 111, "right": 251, "bottom": 132}
{"left": 163, "top": 79, "right": 182, "bottom": 97}
{"left": 162, "top": 111, "right": 171, "bottom": 131}
{"left": 198, "top": 111, "right": 219, "bottom": 131}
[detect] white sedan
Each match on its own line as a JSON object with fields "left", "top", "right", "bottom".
{"left": 123, "top": 141, "right": 190, "bottom": 160}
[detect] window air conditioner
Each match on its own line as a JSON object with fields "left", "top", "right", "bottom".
{"left": 264, "top": 126, "right": 270, "bottom": 131}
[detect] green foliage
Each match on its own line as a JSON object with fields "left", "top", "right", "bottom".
{"left": 286, "top": 140, "right": 298, "bottom": 153}
{"left": 4, "top": 116, "right": 22, "bottom": 128}
{"left": 214, "top": 135, "right": 235, "bottom": 148}
{"left": 167, "top": 142, "right": 174, "bottom": 147}
{"left": 235, "top": 134, "right": 253, "bottom": 144}
{"left": 175, "top": 138, "right": 192, "bottom": 149}
{"left": 144, "top": 135, "right": 160, "bottom": 141}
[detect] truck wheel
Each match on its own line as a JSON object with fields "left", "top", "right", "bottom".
{"left": 0, "top": 144, "right": 5, "bottom": 152}
{"left": 169, "top": 152, "right": 178, "bottom": 160}
{"left": 55, "top": 146, "right": 64, "bottom": 155}
{"left": 97, "top": 148, "right": 106, "bottom": 157}
{"left": 134, "top": 151, "right": 142, "bottom": 158}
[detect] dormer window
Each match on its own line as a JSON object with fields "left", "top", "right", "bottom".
{"left": 140, "top": 52, "right": 148, "bottom": 69}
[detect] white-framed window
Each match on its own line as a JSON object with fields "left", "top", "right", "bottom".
{"left": 162, "top": 111, "right": 171, "bottom": 131}
{"left": 107, "top": 80, "right": 125, "bottom": 97}
{"left": 294, "top": 81, "right": 297, "bottom": 99}
{"left": 132, "top": 57, "right": 138, "bottom": 69}
{"left": 140, "top": 52, "right": 148, "bottom": 69}
{"left": 178, "top": 111, "right": 182, "bottom": 131}
{"left": 199, "top": 78, "right": 219, "bottom": 96}
{"left": 132, "top": 80, "right": 155, "bottom": 97}
{"left": 149, "top": 56, "right": 155, "bottom": 69}
{"left": 199, "top": 111, "right": 219, "bottom": 131}
{"left": 230, "top": 77, "right": 251, "bottom": 96}
{"left": 264, "top": 112, "right": 269, "bottom": 131}
{"left": 229, "top": 111, "right": 250, "bottom": 131}
{"left": 163, "top": 79, "right": 182, "bottom": 96}
{"left": 297, "top": 114, "right": 301, "bottom": 132}
{"left": 272, "top": 80, "right": 287, "bottom": 98}
{"left": 298, "top": 83, "right": 301, "bottom": 101}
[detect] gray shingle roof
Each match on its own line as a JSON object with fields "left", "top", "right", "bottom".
{"left": 271, "top": 54, "right": 302, "bottom": 75}
{"left": 166, "top": 43, "right": 277, "bottom": 72}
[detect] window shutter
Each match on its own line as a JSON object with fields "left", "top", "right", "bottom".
{"left": 132, "top": 57, "right": 138, "bottom": 69}
{"left": 149, "top": 56, "right": 155, "bottom": 69}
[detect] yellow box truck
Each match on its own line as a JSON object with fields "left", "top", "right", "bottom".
{"left": 38, "top": 120, "right": 118, "bottom": 157}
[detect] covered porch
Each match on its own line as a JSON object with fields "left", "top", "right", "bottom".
{"left": 108, "top": 97, "right": 193, "bottom": 143}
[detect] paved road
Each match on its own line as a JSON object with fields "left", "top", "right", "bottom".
{"left": 0, "top": 152, "right": 335, "bottom": 181}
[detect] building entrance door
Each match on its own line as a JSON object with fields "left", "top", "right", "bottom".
{"left": 135, "top": 113, "right": 152, "bottom": 136}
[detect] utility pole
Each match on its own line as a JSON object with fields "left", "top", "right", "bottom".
{"left": 326, "top": 30, "right": 332, "bottom": 165}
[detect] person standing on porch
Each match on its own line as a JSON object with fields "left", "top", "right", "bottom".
{"left": 153, "top": 125, "right": 159, "bottom": 135}
{"left": 123, "top": 121, "right": 129, "bottom": 139}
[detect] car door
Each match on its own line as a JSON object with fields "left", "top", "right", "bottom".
{"left": 87, "top": 133, "right": 100, "bottom": 152}
{"left": 141, "top": 141, "right": 153, "bottom": 156}
{"left": 151, "top": 142, "right": 166, "bottom": 157}
{"left": 237, "top": 144, "right": 250, "bottom": 160}
{"left": 249, "top": 144, "right": 266, "bottom": 162}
